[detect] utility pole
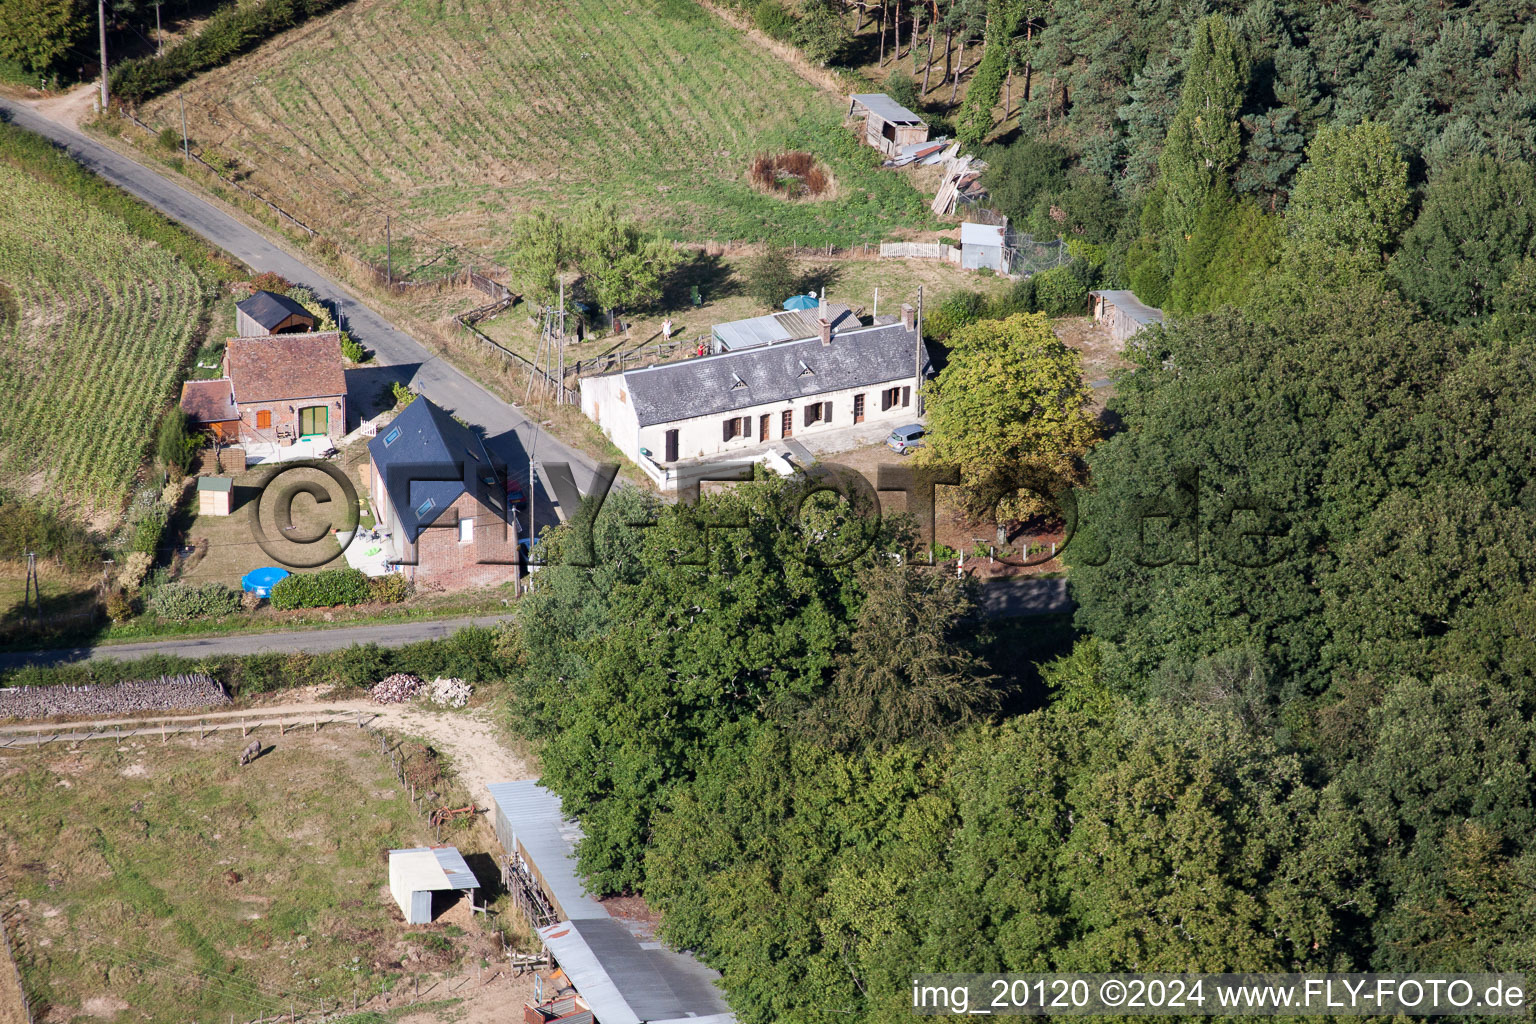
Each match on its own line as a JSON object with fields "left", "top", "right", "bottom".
{"left": 179, "top": 93, "right": 188, "bottom": 160}
{"left": 155, "top": 2, "right": 162, "bottom": 56}
{"left": 385, "top": 215, "right": 393, "bottom": 285}
{"left": 97, "top": 0, "right": 109, "bottom": 111}
{"left": 22, "top": 552, "right": 39, "bottom": 627}
{"left": 914, "top": 285, "right": 925, "bottom": 417}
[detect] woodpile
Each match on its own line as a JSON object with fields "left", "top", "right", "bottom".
{"left": 370, "top": 673, "right": 425, "bottom": 705}
{"left": 0, "top": 674, "right": 230, "bottom": 720}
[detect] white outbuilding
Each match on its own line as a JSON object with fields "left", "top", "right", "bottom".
{"left": 387, "top": 846, "right": 480, "bottom": 925}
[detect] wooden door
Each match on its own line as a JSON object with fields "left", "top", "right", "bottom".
{"left": 781, "top": 409, "right": 793, "bottom": 437}
{"left": 665, "top": 429, "right": 679, "bottom": 463}
{"left": 853, "top": 394, "right": 865, "bottom": 423}
{"left": 759, "top": 414, "right": 770, "bottom": 442}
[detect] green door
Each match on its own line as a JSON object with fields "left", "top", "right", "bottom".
{"left": 299, "top": 405, "right": 328, "bottom": 436}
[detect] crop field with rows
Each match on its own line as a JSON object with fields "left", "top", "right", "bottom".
{"left": 0, "top": 162, "right": 204, "bottom": 511}
{"left": 138, "top": 0, "right": 933, "bottom": 274}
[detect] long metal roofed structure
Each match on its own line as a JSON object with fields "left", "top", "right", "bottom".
{"left": 487, "top": 779, "right": 735, "bottom": 1024}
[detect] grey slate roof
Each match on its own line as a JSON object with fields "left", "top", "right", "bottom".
{"left": 1091, "top": 289, "right": 1164, "bottom": 326}
{"left": 367, "top": 397, "right": 498, "bottom": 540}
{"left": 623, "top": 322, "right": 929, "bottom": 428}
{"left": 537, "top": 917, "right": 733, "bottom": 1024}
{"left": 850, "top": 93, "right": 926, "bottom": 125}
{"left": 236, "top": 289, "right": 313, "bottom": 330}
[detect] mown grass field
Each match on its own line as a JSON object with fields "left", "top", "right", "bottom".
{"left": 137, "top": 0, "right": 935, "bottom": 272}
{"left": 0, "top": 151, "right": 208, "bottom": 513}
{"left": 0, "top": 728, "right": 483, "bottom": 1021}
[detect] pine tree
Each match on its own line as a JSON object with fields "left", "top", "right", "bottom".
{"left": 1235, "top": 106, "right": 1305, "bottom": 210}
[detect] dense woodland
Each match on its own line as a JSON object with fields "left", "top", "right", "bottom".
{"left": 498, "top": 4, "right": 1536, "bottom": 1020}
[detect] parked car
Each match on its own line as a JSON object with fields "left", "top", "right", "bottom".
{"left": 505, "top": 476, "right": 528, "bottom": 509}
{"left": 887, "top": 424, "right": 925, "bottom": 455}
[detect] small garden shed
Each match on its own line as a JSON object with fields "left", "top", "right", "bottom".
{"left": 388, "top": 846, "right": 480, "bottom": 925}
{"left": 196, "top": 476, "right": 233, "bottom": 516}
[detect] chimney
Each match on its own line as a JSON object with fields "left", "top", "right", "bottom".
{"left": 901, "top": 303, "right": 916, "bottom": 332}
{"left": 818, "top": 317, "right": 832, "bottom": 346}
{"left": 818, "top": 296, "right": 828, "bottom": 322}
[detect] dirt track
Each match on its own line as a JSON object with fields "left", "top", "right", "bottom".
{"left": 0, "top": 693, "right": 534, "bottom": 805}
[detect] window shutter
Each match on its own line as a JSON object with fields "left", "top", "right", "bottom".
{"left": 823, "top": 401, "right": 832, "bottom": 422}
{"left": 723, "top": 419, "right": 733, "bottom": 441}
{"left": 902, "top": 386, "right": 911, "bottom": 407}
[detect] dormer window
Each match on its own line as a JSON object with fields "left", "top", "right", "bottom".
{"left": 797, "top": 360, "right": 814, "bottom": 377}
{"left": 730, "top": 373, "right": 748, "bottom": 390}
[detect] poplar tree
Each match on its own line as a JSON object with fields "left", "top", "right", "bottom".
{"left": 1157, "top": 14, "right": 1249, "bottom": 267}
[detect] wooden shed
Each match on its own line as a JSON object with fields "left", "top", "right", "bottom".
{"left": 196, "top": 476, "right": 233, "bottom": 516}
{"left": 235, "top": 290, "right": 316, "bottom": 337}
{"left": 847, "top": 94, "right": 929, "bottom": 157}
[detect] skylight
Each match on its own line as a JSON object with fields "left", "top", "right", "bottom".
{"left": 416, "top": 497, "right": 436, "bottom": 518}
{"left": 383, "top": 427, "right": 401, "bottom": 446}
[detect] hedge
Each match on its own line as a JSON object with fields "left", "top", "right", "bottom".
{"left": 111, "top": 0, "right": 359, "bottom": 103}
{"left": 269, "top": 567, "right": 370, "bottom": 610}
{"left": 0, "top": 626, "right": 509, "bottom": 695}
{"left": 147, "top": 581, "right": 241, "bottom": 620}
{"left": 1034, "top": 264, "right": 1089, "bottom": 317}
{"left": 0, "top": 490, "right": 101, "bottom": 572}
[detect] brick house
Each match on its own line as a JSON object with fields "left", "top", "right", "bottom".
{"left": 221, "top": 333, "right": 347, "bottom": 446}
{"left": 366, "top": 397, "right": 519, "bottom": 588}
{"left": 178, "top": 379, "right": 240, "bottom": 440}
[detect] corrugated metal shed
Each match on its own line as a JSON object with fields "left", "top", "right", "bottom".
{"left": 960, "top": 221, "right": 1004, "bottom": 247}
{"left": 537, "top": 918, "right": 733, "bottom": 1024}
{"left": 711, "top": 304, "right": 855, "bottom": 351}
{"left": 849, "top": 93, "right": 925, "bottom": 125}
{"left": 486, "top": 781, "right": 607, "bottom": 921}
{"left": 1090, "top": 289, "right": 1163, "bottom": 326}
{"left": 388, "top": 846, "right": 480, "bottom": 925}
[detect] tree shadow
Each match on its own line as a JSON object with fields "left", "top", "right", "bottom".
{"left": 345, "top": 362, "right": 421, "bottom": 426}
{"left": 662, "top": 250, "right": 738, "bottom": 311}
{"left": 798, "top": 263, "right": 845, "bottom": 300}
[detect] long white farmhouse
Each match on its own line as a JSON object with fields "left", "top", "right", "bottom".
{"left": 580, "top": 304, "right": 930, "bottom": 487}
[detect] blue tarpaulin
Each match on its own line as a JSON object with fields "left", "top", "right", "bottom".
{"left": 782, "top": 293, "right": 818, "bottom": 311}
{"left": 241, "top": 566, "right": 290, "bottom": 597}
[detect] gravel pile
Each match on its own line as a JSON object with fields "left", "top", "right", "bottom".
{"left": 370, "top": 673, "right": 425, "bottom": 705}
{"left": 0, "top": 674, "right": 231, "bottom": 720}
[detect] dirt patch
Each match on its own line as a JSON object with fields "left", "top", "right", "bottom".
{"left": 80, "top": 994, "right": 130, "bottom": 1018}
{"left": 748, "top": 151, "right": 834, "bottom": 200}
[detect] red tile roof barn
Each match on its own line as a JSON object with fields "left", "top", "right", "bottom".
{"left": 225, "top": 332, "right": 346, "bottom": 403}
{"left": 179, "top": 379, "right": 238, "bottom": 423}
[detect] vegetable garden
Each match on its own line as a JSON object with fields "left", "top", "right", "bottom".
{"left": 0, "top": 163, "right": 205, "bottom": 511}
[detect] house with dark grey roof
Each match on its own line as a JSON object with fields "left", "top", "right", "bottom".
{"left": 366, "top": 396, "right": 517, "bottom": 586}
{"left": 581, "top": 306, "right": 929, "bottom": 485}
{"left": 848, "top": 93, "right": 929, "bottom": 157}
{"left": 235, "top": 290, "right": 316, "bottom": 337}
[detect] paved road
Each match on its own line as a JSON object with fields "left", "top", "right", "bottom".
{"left": 0, "top": 577, "right": 1069, "bottom": 669}
{"left": 0, "top": 98, "right": 599, "bottom": 526}
{"left": 0, "top": 615, "right": 513, "bottom": 670}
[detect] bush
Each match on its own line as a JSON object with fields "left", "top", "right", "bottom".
{"left": 156, "top": 408, "right": 203, "bottom": 474}
{"left": 130, "top": 506, "right": 169, "bottom": 556}
{"left": 391, "top": 381, "right": 417, "bottom": 408}
{"left": 110, "top": 0, "right": 359, "bottom": 103}
{"left": 340, "top": 332, "right": 368, "bottom": 363}
{"left": 885, "top": 71, "right": 921, "bottom": 114}
{"left": 752, "top": 0, "right": 796, "bottom": 40}
{"left": 923, "top": 290, "right": 990, "bottom": 342}
{"left": 148, "top": 581, "right": 241, "bottom": 620}
{"left": 104, "top": 587, "right": 137, "bottom": 623}
{"left": 249, "top": 271, "right": 292, "bottom": 294}
{"left": 270, "top": 567, "right": 371, "bottom": 610}
{"left": 368, "top": 573, "right": 412, "bottom": 604}
{"left": 1034, "top": 265, "right": 1088, "bottom": 317}
{"left": 156, "top": 127, "right": 179, "bottom": 151}
{"left": 0, "top": 491, "right": 101, "bottom": 571}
